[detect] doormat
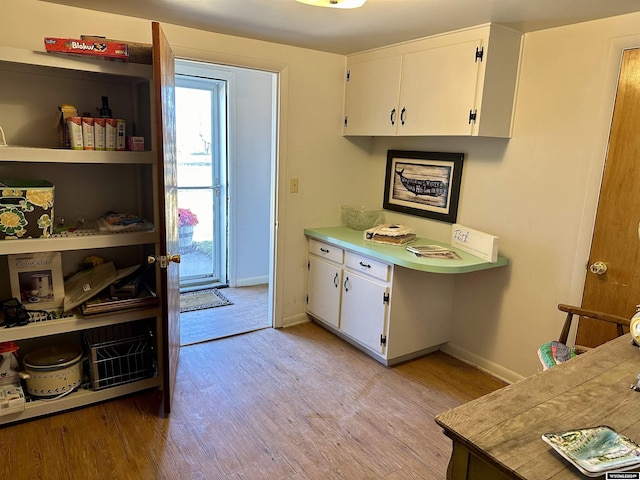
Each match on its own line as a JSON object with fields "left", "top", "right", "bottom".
{"left": 180, "top": 289, "right": 233, "bottom": 313}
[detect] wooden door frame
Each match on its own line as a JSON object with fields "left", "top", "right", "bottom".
{"left": 165, "top": 46, "right": 287, "bottom": 329}
{"left": 567, "top": 36, "right": 640, "bottom": 340}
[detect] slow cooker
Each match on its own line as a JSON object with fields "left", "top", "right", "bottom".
{"left": 20, "top": 344, "right": 83, "bottom": 398}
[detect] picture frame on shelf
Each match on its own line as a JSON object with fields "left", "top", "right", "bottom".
{"left": 8, "top": 252, "right": 64, "bottom": 310}
{"left": 383, "top": 150, "right": 464, "bottom": 223}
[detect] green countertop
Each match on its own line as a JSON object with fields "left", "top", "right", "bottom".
{"left": 304, "top": 226, "right": 509, "bottom": 274}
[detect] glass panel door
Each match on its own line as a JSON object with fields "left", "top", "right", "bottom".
{"left": 176, "top": 76, "right": 227, "bottom": 290}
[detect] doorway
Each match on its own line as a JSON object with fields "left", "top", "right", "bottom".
{"left": 175, "top": 59, "right": 277, "bottom": 343}
{"left": 576, "top": 47, "right": 640, "bottom": 346}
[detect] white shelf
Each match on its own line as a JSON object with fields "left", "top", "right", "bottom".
{"left": 0, "top": 376, "right": 162, "bottom": 425}
{"left": 1, "top": 231, "right": 159, "bottom": 255}
{"left": 0, "top": 146, "right": 155, "bottom": 164}
{"left": 0, "top": 45, "right": 153, "bottom": 79}
{"left": 0, "top": 41, "right": 164, "bottom": 425}
{"left": 0, "top": 307, "right": 161, "bottom": 342}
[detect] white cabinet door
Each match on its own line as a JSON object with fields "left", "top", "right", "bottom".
{"left": 398, "top": 39, "right": 482, "bottom": 136}
{"left": 343, "top": 55, "right": 402, "bottom": 136}
{"left": 306, "top": 256, "right": 342, "bottom": 328}
{"left": 340, "top": 271, "right": 389, "bottom": 354}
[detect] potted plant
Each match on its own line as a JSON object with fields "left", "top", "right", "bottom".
{"left": 178, "top": 207, "right": 198, "bottom": 249}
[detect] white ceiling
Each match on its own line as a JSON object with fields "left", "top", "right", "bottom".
{"left": 40, "top": 0, "right": 640, "bottom": 55}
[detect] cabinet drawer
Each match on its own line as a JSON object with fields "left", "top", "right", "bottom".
{"left": 308, "top": 239, "right": 343, "bottom": 264}
{"left": 345, "top": 251, "right": 390, "bottom": 282}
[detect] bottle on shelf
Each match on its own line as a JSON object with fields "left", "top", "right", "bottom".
{"left": 99, "top": 96, "right": 112, "bottom": 118}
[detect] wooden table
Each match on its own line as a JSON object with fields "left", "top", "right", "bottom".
{"left": 435, "top": 335, "right": 640, "bottom": 479}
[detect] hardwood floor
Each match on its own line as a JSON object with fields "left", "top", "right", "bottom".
{"left": 0, "top": 322, "right": 506, "bottom": 480}
{"left": 181, "top": 285, "right": 270, "bottom": 346}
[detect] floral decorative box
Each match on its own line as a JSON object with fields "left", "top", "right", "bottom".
{"left": 0, "top": 180, "right": 54, "bottom": 239}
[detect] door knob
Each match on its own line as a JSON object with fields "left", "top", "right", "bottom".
{"left": 148, "top": 254, "right": 181, "bottom": 268}
{"left": 589, "top": 261, "right": 608, "bottom": 275}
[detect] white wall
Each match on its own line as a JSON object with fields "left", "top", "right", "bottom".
{"left": 6, "top": 1, "right": 640, "bottom": 380}
{"left": 223, "top": 65, "right": 274, "bottom": 287}
{"left": 363, "top": 13, "right": 640, "bottom": 380}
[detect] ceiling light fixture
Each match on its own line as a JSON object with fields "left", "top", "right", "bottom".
{"left": 295, "top": 0, "right": 366, "bottom": 9}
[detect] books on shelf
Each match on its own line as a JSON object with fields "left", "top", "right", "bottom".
{"left": 405, "top": 245, "right": 461, "bottom": 260}
{"left": 81, "top": 290, "right": 159, "bottom": 317}
{"left": 542, "top": 425, "right": 640, "bottom": 477}
{"left": 63, "top": 262, "right": 148, "bottom": 312}
{"left": 98, "top": 211, "right": 154, "bottom": 233}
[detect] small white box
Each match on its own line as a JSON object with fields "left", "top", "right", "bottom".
{"left": 116, "top": 119, "right": 126, "bottom": 151}
{"left": 82, "top": 117, "right": 94, "bottom": 150}
{"left": 94, "top": 118, "right": 106, "bottom": 151}
{"left": 106, "top": 118, "right": 118, "bottom": 151}
{"left": 8, "top": 251, "right": 65, "bottom": 310}
{"left": 0, "top": 385, "right": 25, "bottom": 417}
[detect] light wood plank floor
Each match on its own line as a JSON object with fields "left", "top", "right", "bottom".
{"left": 0, "top": 322, "right": 506, "bottom": 480}
{"left": 181, "top": 285, "right": 270, "bottom": 346}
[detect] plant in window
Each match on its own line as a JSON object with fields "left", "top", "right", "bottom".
{"left": 178, "top": 208, "right": 199, "bottom": 227}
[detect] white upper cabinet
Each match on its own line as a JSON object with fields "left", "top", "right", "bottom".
{"left": 342, "top": 55, "right": 402, "bottom": 136}
{"left": 342, "top": 24, "right": 522, "bottom": 138}
{"left": 398, "top": 39, "right": 482, "bottom": 135}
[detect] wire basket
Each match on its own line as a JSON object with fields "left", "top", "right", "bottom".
{"left": 83, "top": 321, "right": 156, "bottom": 391}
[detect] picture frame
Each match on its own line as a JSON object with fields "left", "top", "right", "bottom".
{"left": 8, "top": 252, "right": 65, "bottom": 310}
{"left": 383, "top": 150, "right": 464, "bottom": 223}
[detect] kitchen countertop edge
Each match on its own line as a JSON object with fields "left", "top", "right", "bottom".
{"left": 304, "top": 226, "right": 509, "bottom": 274}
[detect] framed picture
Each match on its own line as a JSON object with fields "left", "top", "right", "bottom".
{"left": 383, "top": 150, "right": 464, "bottom": 223}
{"left": 8, "top": 252, "right": 65, "bottom": 310}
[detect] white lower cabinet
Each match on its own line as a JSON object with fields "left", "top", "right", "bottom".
{"left": 306, "top": 255, "right": 342, "bottom": 328}
{"left": 340, "top": 269, "right": 389, "bottom": 355}
{"left": 306, "top": 239, "right": 454, "bottom": 365}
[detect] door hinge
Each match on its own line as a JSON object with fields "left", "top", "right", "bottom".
{"left": 475, "top": 46, "right": 484, "bottom": 62}
{"left": 307, "top": 259, "right": 310, "bottom": 271}
{"left": 383, "top": 292, "right": 390, "bottom": 304}
{"left": 468, "top": 109, "right": 477, "bottom": 124}
{"left": 306, "top": 294, "right": 309, "bottom": 305}
{"left": 346, "top": 69, "right": 351, "bottom": 81}
{"left": 344, "top": 116, "right": 348, "bottom": 128}
{"left": 380, "top": 334, "right": 387, "bottom": 346}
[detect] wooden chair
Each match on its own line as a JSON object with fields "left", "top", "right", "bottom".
{"left": 557, "top": 303, "right": 630, "bottom": 353}
{"left": 538, "top": 304, "right": 631, "bottom": 369}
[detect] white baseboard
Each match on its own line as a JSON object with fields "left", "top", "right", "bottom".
{"left": 235, "top": 276, "right": 269, "bottom": 287}
{"left": 440, "top": 343, "right": 524, "bottom": 385}
{"left": 281, "top": 313, "right": 311, "bottom": 328}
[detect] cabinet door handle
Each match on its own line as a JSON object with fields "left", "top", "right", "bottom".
{"left": 344, "top": 276, "right": 350, "bottom": 292}
{"left": 359, "top": 261, "right": 371, "bottom": 269}
{"left": 390, "top": 108, "right": 396, "bottom": 126}
{"left": 320, "top": 248, "right": 329, "bottom": 253}
{"left": 400, "top": 107, "right": 406, "bottom": 125}
{"left": 333, "top": 273, "right": 339, "bottom": 288}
